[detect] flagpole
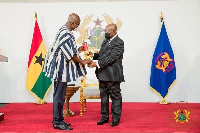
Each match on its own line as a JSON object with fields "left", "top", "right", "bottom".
{"left": 157, "top": 12, "right": 171, "bottom": 105}
{"left": 160, "top": 12, "right": 164, "bottom": 27}
{"left": 33, "top": 12, "right": 47, "bottom": 105}
{"left": 35, "top": 12, "right": 37, "bottom": 21}
{"left": 160, "top": 12, "right": 163, "bottom": 20}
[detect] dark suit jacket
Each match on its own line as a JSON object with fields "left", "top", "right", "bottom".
{"left": 93, "top": 35, "right": 124, "bottom": 82}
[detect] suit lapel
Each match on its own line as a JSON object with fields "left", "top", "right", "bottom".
{"left": 99, "top": 40, "right": 108, "bottom": 56}
{"left": 99, "top": 35, "right": 118, "bottom": 56}
{"left": 109, "top": 35, "right": 118, "bottom": 47}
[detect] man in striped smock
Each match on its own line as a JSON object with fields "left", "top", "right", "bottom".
{"left": 43, "top": 13, "right": 91, "bottom": 130}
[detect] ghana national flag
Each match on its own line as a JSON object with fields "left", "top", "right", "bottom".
{"left": 26, "top": 13, "right": 52, "bottom": 101}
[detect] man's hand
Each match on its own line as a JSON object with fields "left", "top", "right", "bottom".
{"left": 88, "top": 62, "right": 97, "bottom": 68}
{"left": 82, "top": 59, "right": 93, "bottom": 65}
{"left": 87, "top": 59, "right": 93, "bottom": 64}
{"left": 78, "top": 46, "right": 84, "bottom": 53}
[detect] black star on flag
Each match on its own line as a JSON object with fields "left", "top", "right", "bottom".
{"left": 34, "top": 53, "right": 44, "bottom": 67}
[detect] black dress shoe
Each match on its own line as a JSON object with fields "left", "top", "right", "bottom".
{"left": 110, "top": 121, "right": 119, "bottom": 127}
{"left": 97, "top": 119, "right": 109, "bottom": 125}
{"left": 53, "top": 124, "right": 73, "bottom": 130}
{"left": 64, "top": 122, "right": 71, "bottom": 126}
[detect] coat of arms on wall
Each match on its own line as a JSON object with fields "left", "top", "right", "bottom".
{"left": 76, "top": 14, "right": 122, "bottom": 52}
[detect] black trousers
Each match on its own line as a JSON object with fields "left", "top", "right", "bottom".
{"left": 99, "top": 80, "right": 122, "bottom": 123}
{"left": 52, "top": 80, "right": 67, "bottom": 125}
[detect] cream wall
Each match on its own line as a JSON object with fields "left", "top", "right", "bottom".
{"left": 0, "top": 0, "right": 200, "bottom": 103}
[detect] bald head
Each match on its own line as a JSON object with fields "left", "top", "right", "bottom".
{"left": 106, "top": 23, "right": 117, "bottom": 32}
{"left": 66, "top": 13, "right": 80, "bottom": 31}
{"left": 68, "top": 13, "right": 80, "bottom": 24}
{"left": 105, "top": 23, "right": 117, "bottom": 39}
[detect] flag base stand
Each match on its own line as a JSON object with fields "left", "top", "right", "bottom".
{"left": 34, "top": 100, "right": 47, "bottom": 105}
{"left": 158, "top": 100, "right": 170, "bottom": 105}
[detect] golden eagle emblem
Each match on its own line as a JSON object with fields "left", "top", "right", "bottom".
{"left": 102, "top": 14, "right": 122, "bottom": 31}
{"left": 76, "top": 14, "right": 93, "bottom": 44}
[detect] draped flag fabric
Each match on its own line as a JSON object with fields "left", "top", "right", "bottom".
{"left": 150, "top": 19, "right": 176, "bottom": 100}
{"left": 26, "top": 17, "right": 52, "bottom": 101}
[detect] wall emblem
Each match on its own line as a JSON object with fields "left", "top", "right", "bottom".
{"left": 76, "top": 14, "right": 122, "bottom": 51}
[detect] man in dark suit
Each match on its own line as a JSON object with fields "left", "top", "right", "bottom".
{"left": 88, "top": 23, "right": 124, "bottom": 127}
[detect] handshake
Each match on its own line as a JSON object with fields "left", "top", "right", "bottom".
{"left": 81, "top": 58, "right": 97, "bottom": 68}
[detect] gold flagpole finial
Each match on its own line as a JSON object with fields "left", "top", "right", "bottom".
{"left": 160, "top": 12, "right": 164, "bottom": 27}
{"left": 35, "top": 12, "right": 37, "bottom": 21}
{"left": 160, "top": 12, "right": 163, "bottom": 20}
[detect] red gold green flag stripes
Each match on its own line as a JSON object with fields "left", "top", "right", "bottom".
{"left": 26, "top": 14, "right": 52, "bottom": 102}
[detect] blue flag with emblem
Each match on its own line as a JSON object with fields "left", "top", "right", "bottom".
{"left": 150, "top": 18, "right": 176, "bottom": 100}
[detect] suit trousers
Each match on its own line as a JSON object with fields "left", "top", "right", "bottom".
{"left": 52, "top": 80, "right": 67, "bottom": 125}
{"left": 99, "top": 80, "right": 122, "bottom": 123}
